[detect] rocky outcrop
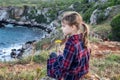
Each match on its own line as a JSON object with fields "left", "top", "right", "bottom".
{"left": 0, "top": 6, "right": 58, "bottom": 33}
{"left": 107, "top": 5, "right": 120, "bottom": 20}
{"left": 0, "top": 3, "right": 119, "bottom": 32}
{"left": 90, "top": 5, "right": 120, "bottom": 25}
{"left": 90, "top": 9, "right": 99, "bottom": 25}
{"left": 0, "top": 10, "right": 9, "bottom": 21}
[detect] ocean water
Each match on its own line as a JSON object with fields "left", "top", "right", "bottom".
{"left": 0, "top": 24, "right": 44, "bottom": 61}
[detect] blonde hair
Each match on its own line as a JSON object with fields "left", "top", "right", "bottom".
{"left": 61, "top": 11, "right": 89, "bottom": 48}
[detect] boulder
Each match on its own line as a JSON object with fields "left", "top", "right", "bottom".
{"left": 0, "top": 10, "right": 9, "bottom": 21}
{"left": 90, "top": 9, "right": 99, "bottom": 25}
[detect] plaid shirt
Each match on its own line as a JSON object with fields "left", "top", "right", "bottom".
{"left": 47, "top": 34, "right": 90, "bottom": 80}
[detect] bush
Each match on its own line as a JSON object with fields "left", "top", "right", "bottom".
{"left": 47, "top": 8, "right": 58, "bottom": 21}
{"left": 97, "top": 12, "right": 107, "bottom": 24}
{"left": 33, "top": 55, "right": 47, "bottom": 63}
{"left": 74, "top": 3, "right": 93, "bottom": 13}
{"left": 36, "top": 38, "right": 52, "bottom": 50}
{"left": 81, "top": 0, "right": 89, "bottom": 3}
{"left": 110, "top": 14, "right": 120, "bottom": 41}
{"left": 35, "top": 14, "right": 47, "bottom": 23}
{"left": 95, "top": 2, "right": 111, "bottom": 10}
{"left": 108, "top": 0, "right": 120, "bottom": 5}
{"left": 83, "top": 7, "right": 96, "bottom": 23}
{"left": 33, "top": 51, "right": 49, "bottom": 63}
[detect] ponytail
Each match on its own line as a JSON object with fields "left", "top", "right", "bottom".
{"left": 82, "top": 22, "right": 89, "bottom": 49}
{"left": 61, "top": 11, "right": 89, "bottom": 48}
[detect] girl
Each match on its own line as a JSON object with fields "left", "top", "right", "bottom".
{"left": 47, "top": 11, "right": 91, "bottom": 80}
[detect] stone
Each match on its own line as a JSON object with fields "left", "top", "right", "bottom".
{"left": 0, "top": 10, "right": 9, "bottom": 21}
{"left": 104, "top": 7, "right": 112, "bottom": 17}
{"left": 90, "top": 9, "right": 99, "bottom": 25}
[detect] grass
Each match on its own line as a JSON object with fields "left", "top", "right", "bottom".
{"left": 90, "top": 23, "right": 112, "bottom": 40}
{"left": 90, "top": 53, "right": 120, "bottom": 79}
{"left": 0, "top": 50, "right": 49, "bottom": 80}
{"left": 36, "top": 28, "right": 63, "bottom": 50}
{"left": 0, "top": 0, "right": 119, "bottom": 79}
{"left": 106, "top": 54, "right": 120, "bottom": 63}
{"left": 0, "top": 42, "right": 120, "bottom": 80}
{"left": 0, "top": 67, "right": 46, "bottom": 80}
{"left": 92, "top": 23, "right": 112, "bottom": 34}
{"left": 0, "top": 0, "right": 81, "bottom": 8}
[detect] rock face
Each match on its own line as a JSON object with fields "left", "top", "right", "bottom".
{"left": 0, "top": 10, "right": 9, "bottom": 21}
{"left": 90, "top": 5, "right": 120, "bottom": 25}
{"left": 0, "top": 6, "right": 58, "bottom": 33}
{"left": 90, "top": 9, "right": 99, "bottom": 25}
{"left": 107, "top": 5, "right": 120, "bottom": 20}
{"left": 0, "top": 3, "right": 120, "bottom": 33}
{"left": 0, "top": 6, "right": 64, "bottom": 37}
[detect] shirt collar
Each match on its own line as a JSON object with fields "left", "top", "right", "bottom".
{"left": 68, "top": 33, "right": 83, "bottom": 41}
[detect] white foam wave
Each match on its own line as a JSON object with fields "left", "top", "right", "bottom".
{"left": 0, "top": 44, "right": 22, "bottom": 61}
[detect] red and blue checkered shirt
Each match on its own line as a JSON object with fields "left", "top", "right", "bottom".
{"left": 47, "top": 34, "right": 90, "bottom": 80}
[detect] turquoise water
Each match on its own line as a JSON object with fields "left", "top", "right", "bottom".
{"left": 0, "top": 24, "right": 44, "bottom": 61}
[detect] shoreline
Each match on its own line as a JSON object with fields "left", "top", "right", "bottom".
{"left": 0, "top": 25, "right": 49, "bottom": 62}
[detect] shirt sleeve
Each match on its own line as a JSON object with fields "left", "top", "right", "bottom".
{"left": 58, "top": 40, "right": 75, "bottom": 71}
{"left": 47, "top": 40, "right": 75, "bottom": 78}
{"left": 47, "top": 57, "right": 57, "bottom": 78}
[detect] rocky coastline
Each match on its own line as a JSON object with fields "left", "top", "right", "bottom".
{"left": 0, "top": 1, "right": 120, "bottom": 61}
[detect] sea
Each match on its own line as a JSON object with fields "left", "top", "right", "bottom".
{"left": 0, "top": 24, "right": 44, "bottom": 61}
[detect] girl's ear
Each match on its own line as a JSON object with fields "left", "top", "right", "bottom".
{"left": 71, "top": 25, "right": 77, "bottom": 30}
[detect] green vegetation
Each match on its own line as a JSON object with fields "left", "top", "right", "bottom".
{"left": 0, "top": 51, "right": 48, "bottom": 80}
{"left": 82, "top": 0, "right": 120, "bottom": 23}
{"left": 90, "top": 54, "right": 120, "bottom": 79}
{"left": 0, "top": 65, "right": 46, "bottom": 80}
{"left": 0, "top": 47, "right": 119, "bottom": 80}
{"left": 0, "top": 0, "right": 119, "bottom": 25}
{"left": 110, "top": 14, "right": 120, "bottom": 41}
{"left": 33, "top": 51, "right": 49, "bottom": 63}
{"left": 106, "top": 54, "right": 120, "bottom": 63}
{"left": 0, "top": 0, "right": 80, "bottom": 7}
{"left": 0, "top": 0, "right": 120, "bottom": 80}
{"left": 92, "top": 23, "right": 112, "bottom": 39}
{"left": 35, "top": 14, "right": 47, "bottom": 23}
{"left": 83, "top": 7, "right": 95, "bottom": 23}
{"left": 36, "top": 37, "right": 52, "bottom": 50}
{"left": 36, "top": 28, "right": 63, "bottom": 50}
{"left": 89, "top": 36, "right": 102, "bottom": 43}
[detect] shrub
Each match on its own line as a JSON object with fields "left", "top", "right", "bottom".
{"left": 110, "top": 14, "right": 120, "bottom": 41}
{"left": 33, "top": 55, "right": 45, "bottom": 63}
{"left": 74, "top": 3, "right": 93, "bottom": 13}
{"left": 35, "top": 14, "right": 47, "bottom": 23}
{"left": 81, "top": 0, "right": 89, "bottom": 3}
{"left": 47, "top": 8, "right": 58, "bottom": 21}
{"left": 36, "top": 38, "right": 52, "bottom": 50}
{"left": 108, "top": 0, "right": 120, "bottom": 5}
{"left": 83, "top": 7, "right": 96, "bottom": 23}
{"left": 33, "top": 51, "right": 49, "bottom": 63}
{"left": 97, "top": 12, "right": 107, "bottom": 24}
{"left": 16, "top": 56, "right": 31, "bottom": 64}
